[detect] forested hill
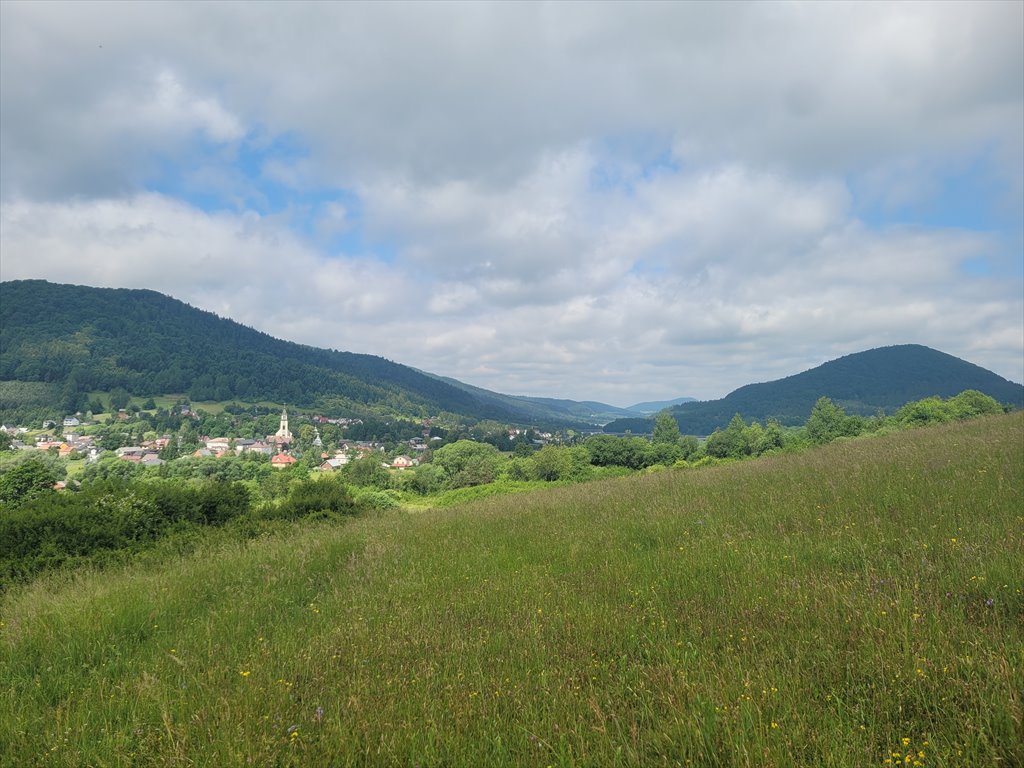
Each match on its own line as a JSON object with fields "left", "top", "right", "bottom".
{"left": 423, "top": 372, "right": 639, "bottom": 425}
{"left": 605, "top": 345, "right": 1024, "bottom": 435}
{"left": 0, "top": 280, "right": 577, "bottom": 424}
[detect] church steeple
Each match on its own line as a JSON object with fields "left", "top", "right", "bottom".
{"left": 275, "top": 407, "right": 292, "bottom": 441}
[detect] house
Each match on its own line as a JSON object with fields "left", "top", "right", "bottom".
{"left": 234, "top": 439, "right": 273, "bottom": 456}
{"left": 205, "top": 438, "right": 231, "bottom": 452}
{"left": 63, "top": 416, "right": 80, "bottom": 428}
{"left": 390, "top": 455, "right": 417, "bottom": 469}
{"left": 271, "top": 453, "right": 297, "bottom": 469}
{"left": 318, "top": 458, "right": 347, "bottom": 472}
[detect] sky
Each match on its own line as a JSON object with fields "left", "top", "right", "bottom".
{"left": 1, "top": 1, "right": 1022, "bottom": 406}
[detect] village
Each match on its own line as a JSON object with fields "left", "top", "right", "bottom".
{"left": 0, "top": 405, "right": 560, "bottom": 476}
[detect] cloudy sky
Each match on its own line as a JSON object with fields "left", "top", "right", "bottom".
{"left": 1, "top": 1, "right": 1021, "bottom": 405}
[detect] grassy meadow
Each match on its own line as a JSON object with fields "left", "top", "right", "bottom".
{"left": 1, "top": 414, "right": 1021, "bottom": 767}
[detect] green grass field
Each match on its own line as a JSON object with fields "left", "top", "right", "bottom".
{"left": 1, "top": 414, "right": 1021, "bottom": 767}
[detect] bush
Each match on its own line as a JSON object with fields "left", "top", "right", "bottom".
{"left": 352, "top": 488, "right": 401, "bottom": 510}
{"left": 0, "top": 478, "right": 254, "bottom": 587}
{"left": 270, "top": 478, "right": 360, "bottom": 520}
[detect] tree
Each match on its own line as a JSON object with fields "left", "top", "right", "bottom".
{"left": 805, "top": 397, "right": 862, "bottom": 444}
{"left": 410, "top": 463, "right": 445, "bottom": 494}
{"left": 431, "top": 440, "right": 502, "bottom": 488}
{"left": 0, "top": 457, "right": 59, "bottom": 506}
{"left": 345, "top": 453, "right": 390, "bottom": 489}
{"left": 705, "top": 414, "right": 750, "bottom": 458}
{"left": 947, "top": 390, "right": 1002, "bottom": 419}
{"left": 678, "top": 434, "right": 701, "bottom": 460}
{"left": 532, "top": 445, "right": 572, "bottom": 481}
{"left": 109, "top": 388, "right": 131, "bottom": 411}
{"left": 513, "top": 439, "right": 535, "bottom": 457}
{"left": 652, "top": 412, "right": 682, "bottom": 445}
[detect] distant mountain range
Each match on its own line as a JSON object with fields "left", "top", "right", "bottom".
{"left": 2, "top": 281, "right": 1019, "bottom": 431}
{"left": 626, "top": 397, "right": 697, "bottom": 414}
{"left": 604, "top": 345, "right": 1024, "bottom": 435}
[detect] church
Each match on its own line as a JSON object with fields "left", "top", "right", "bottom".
{"left": 267, "top": 408, "right": 292, "bottom": 451}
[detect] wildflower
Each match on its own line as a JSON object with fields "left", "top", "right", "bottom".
{"left": 771, "top": 722, "right": 779, "bottom": 729}
{"left": 902, "top": 738, "right": 911, "bottom": 746}
{"left": 240, "top": 670, "right": 250, "bottom": 677}
{"left": 314, "top": 706, "right": 324, "bottom": 722}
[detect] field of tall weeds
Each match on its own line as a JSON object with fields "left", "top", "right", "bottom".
{"left": 1, "top": 413, "right": 1021, "bottom": 767}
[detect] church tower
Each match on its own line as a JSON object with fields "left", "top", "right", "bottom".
{"left": 275, "top": 408, "right": 292, "bottom": 441}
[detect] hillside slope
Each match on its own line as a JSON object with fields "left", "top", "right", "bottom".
{"left": 2, "top": 413, "right": 1020, "bottom": 766}
{"left": 427, "top": 372, "right": 638, "bottom": 425}
{"left": 606, "top": 344, "right": 1023, "bottom": 434}
{"left": 0, "top": 280, "right": 584, "bottom": 425}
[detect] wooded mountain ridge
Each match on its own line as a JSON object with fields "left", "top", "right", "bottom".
{"left": 2, "top": 281, "right": 1019, "bottom": 432}
{"left": 604, "top": 344, "right": 1024, "bottom": 435}
{"left": 1, "top": 280, "right": 585, "bottom": 425}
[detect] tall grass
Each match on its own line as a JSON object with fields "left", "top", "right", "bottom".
{"left": 1, "top": 414, "right": 1021, "bottom": 767}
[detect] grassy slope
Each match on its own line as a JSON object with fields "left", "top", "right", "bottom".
{"left": 1, "top": 414, "right": 1022, "bottom": 767}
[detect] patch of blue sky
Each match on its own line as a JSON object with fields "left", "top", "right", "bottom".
{"left": 850, "top": 151, "right": 1018, "bottom": 234}
{"left": 628, "top": 257, "right": 668, "bottom": 277}
{"left": 849, "top": 153, "right": 1023, "bottom": 279}
{"left": 145, "top": 129, "right": 401, "bottom": 262}
{"left": 958, "top": 257, "right": 993, "bottom": 277}
{"left": 589, "top": 134, "right": 680, "bottom": 195}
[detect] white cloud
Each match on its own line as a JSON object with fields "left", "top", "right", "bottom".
{"left": 2, "top": 182, "right": 1020, "bottom": 402}
{"left": 1, "top": 1, "right": 1021, "bottom": 404}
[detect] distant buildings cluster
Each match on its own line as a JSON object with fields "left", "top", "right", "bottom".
{"left": 2, "top": 409, "right": 424, "bottom": 472}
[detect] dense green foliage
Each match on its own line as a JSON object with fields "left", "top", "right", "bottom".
{"left": 0, "top": 465, "right": 371, "bottom": 587}
{"left": 0, "top": 280, "right": 575, "bottom": 425}
{"left": 605, "top": 345, "right": 1023, "bottom": 435}
{"left": 0, "top": 389, "right": 1008, "bottom": 590}
{"left": 1, "top": 414, "right": 1020, "bottom": 766}
{"left": 432, "top": 440, "right": 503, "bottom": 488}
{"left": 0, "top": 456, "right": 60, "bottom": 506}
{"left": 0, "top": 479, "right": 253, "bottom": 584}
